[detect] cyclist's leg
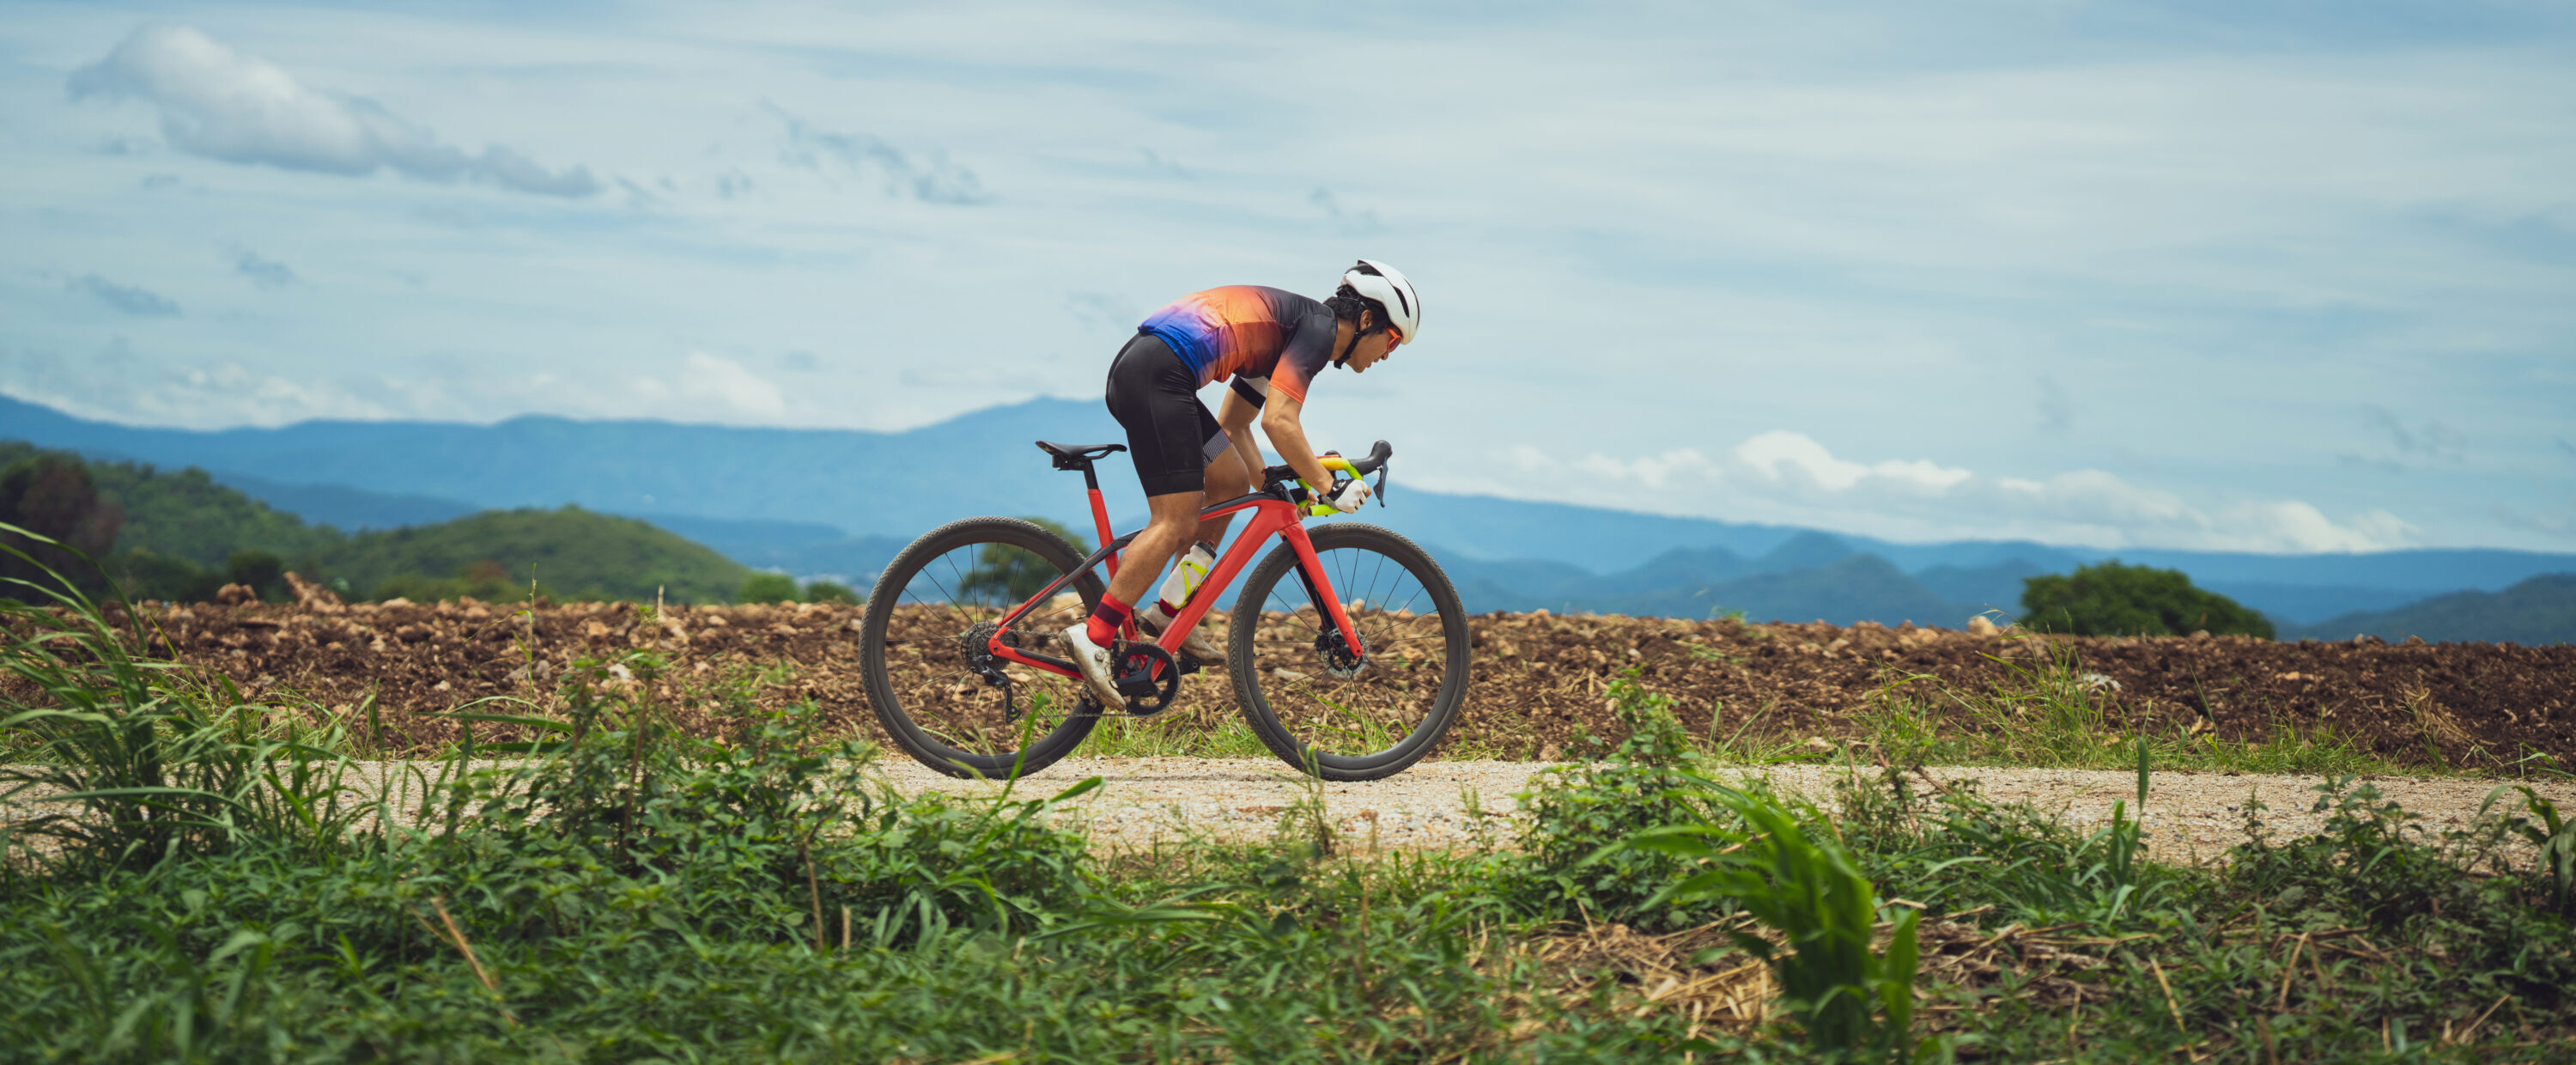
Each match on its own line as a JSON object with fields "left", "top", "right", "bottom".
{"left": 1191, "top": 397, "right": 1257, "bottom": 546}
{"left": 1074, "top": 334, "right": 1226, "bottom": 697}
{"left": 1103, "top": 332, "right": 1225, "bottom": 602}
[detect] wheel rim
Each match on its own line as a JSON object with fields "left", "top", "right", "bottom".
{"left": 874, "top": 534, "right": 1097, "bottom": 764}
{"left": 1242, "top": 541, "right": 1461, "bottom": 763}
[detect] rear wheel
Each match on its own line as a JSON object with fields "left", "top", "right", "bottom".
{"left": 860, "top": 517, "right": 1103, "bottom": 778}
{"left": 1229, "top": 524, "right": 1471, "bottom": 781}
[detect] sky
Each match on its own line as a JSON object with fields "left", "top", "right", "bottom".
{"left": 3, "top": 1, "right": 2573, "bottom": 555}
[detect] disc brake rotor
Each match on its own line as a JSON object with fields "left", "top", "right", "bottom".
{"left": 1314, "top": 627, "right": 1366, "bottom": 680}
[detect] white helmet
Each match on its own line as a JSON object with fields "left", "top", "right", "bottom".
{"left": 1340, "top": 259, "right": 1420, "bottom": 341}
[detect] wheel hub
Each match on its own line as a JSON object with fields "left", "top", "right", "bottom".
{"left": 1314, "top": 628, "right": 1366, "bottom": 679}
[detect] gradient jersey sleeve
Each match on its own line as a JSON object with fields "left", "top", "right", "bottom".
{"left": 1134, "top": 285, "right": 1337, "bottom": 405}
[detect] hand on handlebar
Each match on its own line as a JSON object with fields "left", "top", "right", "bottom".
{"left": 1324, "top": 477, "right": 1371, "bottom": 513}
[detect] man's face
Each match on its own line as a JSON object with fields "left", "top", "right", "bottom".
{"left": 1346, "top": 323, "right": 1403, "bottom": 374}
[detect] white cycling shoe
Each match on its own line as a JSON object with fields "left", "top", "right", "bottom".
{"left": 1060, "top": 623, "right": 1126, "bottom": 709}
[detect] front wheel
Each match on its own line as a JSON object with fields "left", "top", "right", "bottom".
{"left": 860, "top": 517, "right": 1103, "bottom": 778}
{"left": 1229, "top": 524, "right": 1471, "bottom": 781}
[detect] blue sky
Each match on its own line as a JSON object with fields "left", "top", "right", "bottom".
{"left": 3, "top": 1, "right": 2572, "bottom": 553}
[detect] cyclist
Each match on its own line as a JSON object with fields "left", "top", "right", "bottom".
{"left": 1064, "top": 259, "right": 1421, "bottom": 708}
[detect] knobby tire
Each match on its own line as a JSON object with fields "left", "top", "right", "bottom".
{"left": 859, "top": 516, "right": 1103, "bottom": 779}
{"left": 1228, "top": 523, "right": 1472, "bottom": 781}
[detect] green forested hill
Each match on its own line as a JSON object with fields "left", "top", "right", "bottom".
{"left": 1, "top": 442, "right": 750, "bottom": 604}
{"left": 329, "top": 508, "right": 750, "bottom": 604}
{"left": 2287, "top": 574, "right": 2576, "bottom": 645}
{"left": 1, "top": 441, "right": 341, "bottom": 568}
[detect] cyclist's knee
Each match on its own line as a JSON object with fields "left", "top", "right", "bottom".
{"left": 1205, "top": 461, "right": 1251, "bottom": 497}
{"left": 1144, "top": 498, "right": 1199, "bottom": 538}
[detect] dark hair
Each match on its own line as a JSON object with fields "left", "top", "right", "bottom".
{"left": 1324, "top": 285, "right": 1388, "bottom": 332}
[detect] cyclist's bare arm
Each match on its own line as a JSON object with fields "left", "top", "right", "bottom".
{"left": 1258, "top": 392, "right": 1346, "bottom": 492}
{"left": 1216, "top": 386, "right": 1265, "bottom": 490}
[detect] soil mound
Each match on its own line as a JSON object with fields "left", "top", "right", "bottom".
{"left": 94, "top": 600, "right": 2576, "bottom": 769}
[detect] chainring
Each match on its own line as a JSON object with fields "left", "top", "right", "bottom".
{"left": 1113, "top": 641, "right": 1182, "bottom": 715}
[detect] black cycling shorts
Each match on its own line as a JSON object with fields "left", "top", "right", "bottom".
{"left": 1105, "top": 332, "right": 1231, "bottom": 497}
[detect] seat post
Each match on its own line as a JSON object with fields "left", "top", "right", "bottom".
{"left": 1039, "top": 440, "right": 1124, "bottom": 578}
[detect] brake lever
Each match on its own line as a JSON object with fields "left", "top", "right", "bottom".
{"left": 1372, "top": 462, "right": 1388, "bottom": 506}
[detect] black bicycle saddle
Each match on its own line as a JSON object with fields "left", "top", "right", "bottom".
{"left": 1036, "top": 440, "right": 1126, "bottom": 469}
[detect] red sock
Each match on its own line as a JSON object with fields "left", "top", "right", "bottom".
{"left": 1085, "top": 594, "right": 1132, "bottom": 646}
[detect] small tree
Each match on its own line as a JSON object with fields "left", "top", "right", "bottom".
{"left": 802, "top": 580, "right": 860, "bottom": 605}
{"left": 226, "top": 550, "right": 287, "bottom": 601}
{"left": 958, "top": 517, "right": 1092, "bottom": 606}
{"left": 2020, "top": 561, "right": 2274, "bottom": 639}
{"left": 0, "top": 455, "right": 123, "bottom": 596}
{"left": 738, "top": 572, "right": 800, "bottom": 604}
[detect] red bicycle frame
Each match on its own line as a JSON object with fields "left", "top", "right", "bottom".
{"left": 981, "top": 479, "right": 1364, "bottom": 684}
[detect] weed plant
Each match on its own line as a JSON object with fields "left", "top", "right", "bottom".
{"left": 1628, "top": 782, "right": 1924, "bottom": 1060}
{"left": 1502, "top": 671, "right": 1726, "bottom": 930}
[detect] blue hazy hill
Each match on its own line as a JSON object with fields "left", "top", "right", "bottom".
{"left": 2287, "top": 575, "right": 2576, "bottom": 645}
{"left": 9, "top": 393, "right": 2573, "bottom": 633}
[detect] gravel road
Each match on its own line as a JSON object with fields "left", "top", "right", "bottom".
{"left": 35, "top": 758, "right": 2557, "bottom": 867}
{"left": 874, "top": 758, "right": 2576, "bottom": 863}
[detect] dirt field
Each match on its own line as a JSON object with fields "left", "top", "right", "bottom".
{"left": 107, "top": 598, "right": 2576, "bottom": 770}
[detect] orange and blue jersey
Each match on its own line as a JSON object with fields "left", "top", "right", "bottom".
{"left": 1135, "top": 285, "right": 1338, "bottom": 405}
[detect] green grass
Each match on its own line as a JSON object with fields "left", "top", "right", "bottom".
{"left": 9, "top": 551, "right": 2574, "bottom": 1062}
{"left": 1079, "top": 709, "right": 1274, "bottom": 759}
{"left": 1834, "top": 638, "right": 2410, "bottom": 776}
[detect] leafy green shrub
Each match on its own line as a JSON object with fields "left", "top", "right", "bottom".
{"left": 2020, "top": 560, "right": 2274, "bottom": 638}
{"left": 102, "top": 546, "right": 223, "bottom": 603}
{"left": 223, "top": 549, "right": 284, "bottom": 600}
{"left": 738, "top": 571, "right": 800, "bottom": 604}
{"left": 1505, "top": 670, "right": 1721, "bottom": 928}
{"left": 1835, "top": 762, "right": 2174, "bottom": 928}
{"left": 1629, "top": 782, "right": 1921, "bottom": 1059}
{"left": 803, "top": 580, "right": 860, "bottom": 605}
{"left": 434, "top": 673, "right": 1091, "bottom": 946}
{"left": 2485, "top": 784, "right": 2576, "bottom": 911}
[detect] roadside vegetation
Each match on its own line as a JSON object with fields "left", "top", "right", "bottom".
{"left": 7, "top": 542, "right": 2574, "bottom": 1062}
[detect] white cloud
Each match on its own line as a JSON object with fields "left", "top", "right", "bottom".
{"left": 68, "top": 25, "right": 598, "bottom": 197}
{"left": 1505, "top": 431, "right": 2416, "bottom": 553}
{"left": 677, "top": 352, "right": 786, "bottom": 419}
{"left": 0, "top": 341, "right": 393, "bottom": 429}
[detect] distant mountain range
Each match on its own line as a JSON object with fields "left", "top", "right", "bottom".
{"left": 7, "top": 393, "right": 2573, "bottom": 640}
{"left": 2284, "top": 574, "right": 2576, "bottom": 644}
